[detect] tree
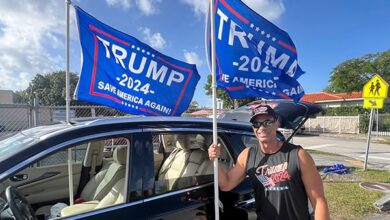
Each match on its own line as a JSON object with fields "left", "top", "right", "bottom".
{"left": 204, "top": 74, "right": 256, "bottom": 109}
{"left": 187, "top": 100, "right": 199, "bottom": 113}
{"left": 19, "top": 71, "right": 80, "bottom": 106}
{"left": 325, "top": 50, "right": 390, "bottom": 94}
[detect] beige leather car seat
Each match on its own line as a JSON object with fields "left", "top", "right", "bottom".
{"left": 158, "top": 134, "right": 191, "bottom": 190}
{"left": 80, "top": 145, "right": 127, "bottom": 201}
{"left": 185, "top": 134, "right": 213, "bottom": 176}
{"left": 61, "top": 178, "right": 125, "bottom": 217}
{"left": 161, "top": 134, "right": 175, "bottom": 152}
{"left": 158, "top": 134, "right": 211, "bottom": 190}
{"left": 38, "top": 145, "right": 128, "bottom": 218}
{"left": 195, "top": 135, "right": 232, "bottom": 175}
{"left": 83, "top": 141, "right": 105, "bottom": 176}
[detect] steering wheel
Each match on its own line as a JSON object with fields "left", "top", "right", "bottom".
{"left": 5, "top": 186, "right": 36, "bottom": 220}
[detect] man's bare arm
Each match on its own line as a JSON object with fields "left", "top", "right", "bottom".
{"left": 298, "top": 148, "right": 330, "bottom": 220}
{"left": 209, "top": 144, "right": 249, "bottom": 191}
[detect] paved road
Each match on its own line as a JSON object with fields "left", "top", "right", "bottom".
{"left": 291, "top": 135, "right": 390, "bottom": 170}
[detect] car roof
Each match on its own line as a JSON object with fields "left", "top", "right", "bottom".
{"left": 219, "top": 99, "right": 323, "bottom": 130}
{"left": 73, "top": 116, "right": 252, "bottom": 128}
{"left": 0, "top": 116, "right": 254, "bottom": 177}
{"left": 10, "top": 116, "right": 254, "bottom": 142}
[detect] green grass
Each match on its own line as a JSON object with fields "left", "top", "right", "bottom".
{"left": 324, "top": 182, "right": 384, "bottom": 219}
{"left": 376, "top": 139, "right": 390, "bottom": 145}
{"left": 353, "top": 168, "right": 390, "bottom": 183}
{"left": 323, "top": 168, "right": 390, "bottom": 219}
{"left": 308, "top": 148, "right": 390, "bottom": 219}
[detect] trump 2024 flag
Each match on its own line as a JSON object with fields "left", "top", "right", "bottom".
{"left": 75, "top": 6, "right": 200, "bottom": 116}
{"left": 207, "top": 0, "right": 305, "bottom": 102}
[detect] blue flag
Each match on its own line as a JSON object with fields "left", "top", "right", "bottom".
{"left": 207, "top": 0, "right": 305, "bottom": 102}
{"left": 75, "top": 6, "right": 200, "bottom": 116}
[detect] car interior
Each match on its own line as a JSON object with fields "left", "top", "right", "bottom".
{"left": 0, "top": 137, "right": 129, "bottom": 220}
{"left": 0, "top": 133, "right": 235, "bottom": 220}
{"left": 154, "top": 133, "right": 233, "bottom": 194}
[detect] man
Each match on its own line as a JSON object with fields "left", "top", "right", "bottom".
{"left": 209, "top": 104, "right": 330, "bottom": 220}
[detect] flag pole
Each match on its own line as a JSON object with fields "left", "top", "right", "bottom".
{"left": 65, "top": 0, "right": 74, "bottom": 205}
{"left": 210, "top": 0, "right": 220, "bottom": 219}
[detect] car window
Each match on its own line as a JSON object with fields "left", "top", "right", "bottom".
{"left": 6, "top": 136, "right": 130, "bottom": 219}
{"left": 103, "top": 137, "right": 129, "bottom": 158}
{"left": 241, "top": 135, "right": 259, "bottom": 149}
{"left": 33, "top": 144, "right": 87, "bottom": 167}
{"left": 152, "top": 132, "right": 232, "bottom": 195}
{"left": 241, "top": 132, "right": 285, "bottom": 147}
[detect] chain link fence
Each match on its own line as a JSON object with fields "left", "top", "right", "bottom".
{"left": 0, "top": 104, "right": 32, "bottom": 138}
{"left": 0, "top": 102, "right": 128, "bottom": 140}
{"left": 2, "top": 103, "right": 390, "bottom": 140}
{"left": 39, "top": 105, "right": 128, "bottom": 126}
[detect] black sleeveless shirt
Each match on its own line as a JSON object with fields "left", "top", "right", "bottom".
{"left": 246, "top": 142, "right": 310, "bottom": 220}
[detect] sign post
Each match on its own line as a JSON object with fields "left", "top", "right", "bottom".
{"left": 362, "top": 74, "right": 389, "bottom": 170}
{"left": 363, "top": 108, "right": 374, "bottom": 171}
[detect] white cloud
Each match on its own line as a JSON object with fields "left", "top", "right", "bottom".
{"left": 104, "top": 0, "right": 132, "bottom": 10}
{"left": 139, "top": 27, "right": 167, "bottom": 50}
{"left": 181, "top": 0, "right": 209, "bottom": 16}
{"left": 183, "top": 51, "right": 204, "bottom": 68}
{"left": 0, "top": 0, "right": 66, "bottom": 91}
{"left": 136, "top": 0, "right": 161, "bottom": 15}
{"left": 105, "top": 0, "right": 161, "bottom": 15}
{"left": 242, "top": 0, "right": 285, "bottom": 22}
{"left": 181, "top": 0, "right": 285, "bottom": 22}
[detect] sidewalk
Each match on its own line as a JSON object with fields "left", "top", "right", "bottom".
{"left": 302, "top": 131, "right": 390, "bottom": 143}
{"left": 301, "top": 132, "right": 390, "bottom": 170}
{"left": 311, "top": 153, "right": 390, "bottom": 171}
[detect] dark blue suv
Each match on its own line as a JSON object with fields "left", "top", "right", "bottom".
{"left": 0, "top": 100, "right": 321, "bottom": 220}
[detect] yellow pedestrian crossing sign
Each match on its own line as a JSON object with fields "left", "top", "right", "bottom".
{"left": 363, "top": 74, "right": 388, "bottom": 98}
{"left": 363, "top": 98, "right": 384, "bottom": 109}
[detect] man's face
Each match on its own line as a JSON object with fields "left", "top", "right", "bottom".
{"left": 251, "top": 114, "right": 278, "bottom": 143}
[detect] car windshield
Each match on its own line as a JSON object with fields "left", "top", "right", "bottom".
{"left": 0, "top": 124, "right": 69, "bottom": 161}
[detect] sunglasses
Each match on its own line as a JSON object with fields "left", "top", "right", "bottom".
{"left": 252, "top": 120, "right": 275, "bottom": 128}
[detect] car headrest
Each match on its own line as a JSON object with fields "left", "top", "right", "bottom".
{"left": 175, "top": 134, "right": 190, "bottom": 151}
{"left": 161, "top": 134, "right": 174, "bottom": 152}
{"left": 83, "top": 140, "right": 104, "bottom": 167}
{"left": 113, "top": 146, "right": 128, "bottom": 165}
{"left": 195, "top": 134, "right": 212, "bottom": 151}
{"left": 220, "top": 145, "right": 230, "bottom": 161}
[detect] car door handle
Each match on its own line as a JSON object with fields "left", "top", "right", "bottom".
{"left": 10, "top": 174, "right": 28, "bottom": 182}
{"left": 183, "top": 191, "right": 207, "bottom": 203}
{"left": 15, "top": 172, "right": 61, "bottom": 187}
{"left": 183, "top": 191, "right": 199, "bottom": 202}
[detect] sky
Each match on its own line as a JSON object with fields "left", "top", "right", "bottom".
{"left": 0, "top": 0, "right": 390, "bottom": 107}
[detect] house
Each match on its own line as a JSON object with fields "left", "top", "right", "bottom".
{"left": 301, "top": 92, "right": 363, "bottom": 108}
{"left": 0, "top": 90, "right": 14, "bottom": 104}
{"left": 188, "top": 109, "right": 226, "bottom": 117}
{"left": 189, "top": 109, "right": 213, "bottom": 117}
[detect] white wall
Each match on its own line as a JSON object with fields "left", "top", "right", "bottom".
{"left": 0, "top": 90, "right": 14, "bottom": 104}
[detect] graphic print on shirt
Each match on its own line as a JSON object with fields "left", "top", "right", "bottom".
{"left": 255, "top": 162, "right": 291, "bottom": 191}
